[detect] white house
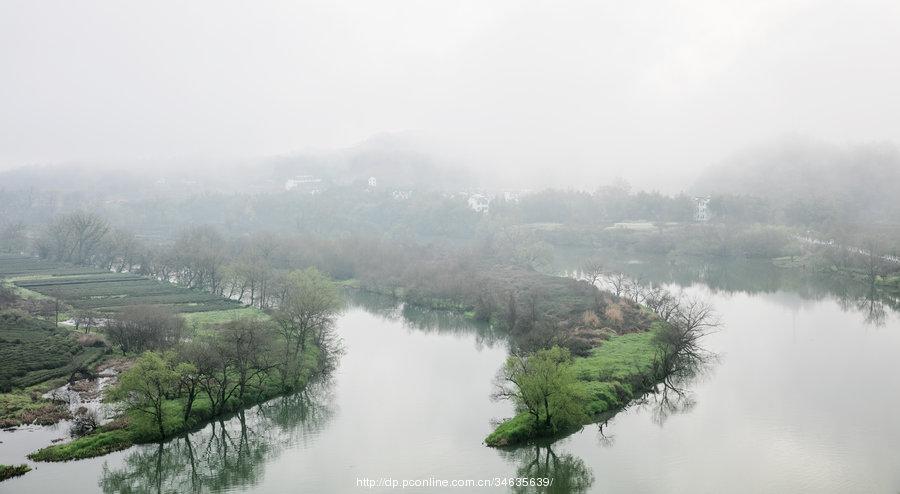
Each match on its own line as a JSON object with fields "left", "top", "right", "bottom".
{"left": 694, "top": 196, "right": 711, "bottom": 222}
{"left": 285, "top": 175, "right": 322, "bottom": 192}
{"left": 467, "top": 193, "right": 491, "bottom": 213}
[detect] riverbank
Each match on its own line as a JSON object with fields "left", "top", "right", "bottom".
{"left": 0, "top": 309, "right": 112, "bottom": 430}
{"left": 28, "top": 342, "right": 322, "bottom": 462}
{"left": 0, "top": 256, "right": 342, "bottom": 468}
{"left": 347, "top": 261, "right": 667, "bottom": 448}
{"left": 485, "top": 330, "right": 660, "bottom": 447}
{"left": 352, "top": 262, "right": 654, "bottom": 359}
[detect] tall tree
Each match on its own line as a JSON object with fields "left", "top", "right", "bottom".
{"left": 106, "top": 305, "right": 184, "bottom": 354}
{"left": 492, "top": 346, "right": 587, "bottom": 431}
{"left": 36, "top": 211, "right": 110, "bottom": 265}
{"left": 273, "top": 268, "right": 342, "bottom": 358}
{"left": 218, "top": 318, "right": 276, "bottom": 401}
{"left": 112, "top": 352, "right": 179, "bottom": 439}
{"left": 579, "top": 258, "right": 605, "bottom": 287}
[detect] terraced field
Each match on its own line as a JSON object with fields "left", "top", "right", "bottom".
{"left": 0, "top": 255, "right": 243, "bottom": 314}
{"left": 0, "top": 311, "right": 105, "bottom": 391}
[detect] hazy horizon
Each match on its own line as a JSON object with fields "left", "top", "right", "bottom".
{"left": 4, "top": 1, "right": 900, "bottom": 192}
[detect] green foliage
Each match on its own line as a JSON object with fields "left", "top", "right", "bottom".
{"left": 569, "top": 332, "right": 657, "bottom": 383}
{"left": 0, "top": 310, "right": 106, "bottom": 391}
{"left": 111, "top": 352, "right": 180, "bottom": 437}
{"left": 487, "top": 333, "right": 659, "bottom": 447}
{"left": 180, "top": 307, "right": 268, "bottom": 331}
{"left": 484, "top": 412, "right": 537, "bottom": 447}
{"left": 492, "top": 347, "right": 589, "bottom": 439}
{"left": 274, "top": 267, "right": 343, "bottom": 359}
{"left": 33, "top": 324, "right": 324, "bottom": 461}
{"left": 0, "top": 464, "right": 32, "bottom": 481}
{"left": 0, "top": 391, "right": 67, "bottom": 427}
{"left": 28, "top": 429, "right": 133, "bottom": 462}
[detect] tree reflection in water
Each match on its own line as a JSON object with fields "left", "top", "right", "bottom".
{"left": 99, "top": 379, "right": 334, "bottom": 493}
{"left": 499, "top": 443, "right": 595, "bottom": 494}
{"left": 638, "top": 338, "right": 713, "bottom": 427}
{"left": 343, "top": 288, "right": 504, "bottom": 348}
{"left": 557, "top": 250, "right": 900, "bottom": 326}
{"left": 849, "top": 282, "right": 888, "bottom": 327}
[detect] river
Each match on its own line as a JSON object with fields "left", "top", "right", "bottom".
{"left": 2, "top": 256, "right": 900, "bottom": 493}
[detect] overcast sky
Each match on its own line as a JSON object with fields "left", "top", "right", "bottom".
{"left": 2, "top": 0, "right": 900, "bottom": 191}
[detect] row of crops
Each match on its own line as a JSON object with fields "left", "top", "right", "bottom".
{"left": 0, "top": 254, "right": 109, "bottom": 278}
{"left": 0, "top": 255, "right": 242, "bottom": 314}
{"left": 0, "top": 311, "right": 107, "bottom": 391}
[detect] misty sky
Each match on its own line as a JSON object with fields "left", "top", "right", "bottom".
{"left": 3, "top": 0, "right": 900, "bottom": 191}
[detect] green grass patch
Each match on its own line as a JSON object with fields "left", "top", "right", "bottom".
{"left": 0, "top": 464, "right": 32, "bottom": 482}
{"left": 486, "top": 331, "right": 660, "bottom": 447}
{"left": 180, "top": 307, "right": 269, "bottom": 330}
{"left": 28, "top": 429, "right": 133, "bottom": 462}
{"left": 30, "top": 340, "right": 322, "bottom": 462}
{"left": 10, "top": 285, "right": 51, "bottom": 300}
{"left": 485, "top": 413, "right": 538, "bottom": 447}
{"left": 0, "top": 390, "right": 69, "bottom": 428}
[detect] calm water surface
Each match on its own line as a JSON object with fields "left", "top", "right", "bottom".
{"left": 3, "top": 259, "right": 900, "bottom": 493}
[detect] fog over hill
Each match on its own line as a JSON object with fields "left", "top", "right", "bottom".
{"left": 265, "top": 134, "right": 476, "bottom": 190}
{"left": 0, "top": 134, "right": 476, "bottom": 195}
{"left": 7, "top": 1, "right": 900, "bottom": 193}
{"left": 693, "top": 138, "right": 900, "bottom": 224}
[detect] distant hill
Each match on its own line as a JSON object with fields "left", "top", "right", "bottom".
{"left": 265, "top": 133, "right": 474, "bottom": 190}
{"left": 693, "top": 138, "right": 900, "bottom": 224}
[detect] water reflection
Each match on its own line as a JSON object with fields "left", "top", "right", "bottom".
{"left": 849, "top": 283, "right": 888, "bottom": 326}
{"left": 344, "top": 288, "right": 504, "bottom": 347}
{"left": 99, "top": 381, "right": 334, "bottom": 493}
{"left": 636, "top": 380, "right": 698, "bottom": 427}
{"left": 499, "top": 444, "right": 595, "bottom": 494}
{"left": 552, "top": 248, "right": 900, "bottom": 325}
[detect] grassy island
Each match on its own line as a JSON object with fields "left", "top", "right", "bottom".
{"left": 0, "top": 464, "right": 32, "bottom": 482}
{"left": 485, "top": 331, "right": 660, "bottom": 446}
{"left": 484, "top": 283, "right": 715, "bottom": 448}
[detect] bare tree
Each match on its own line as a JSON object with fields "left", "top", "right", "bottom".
{"left": 579, "top": 257, "right": 605, "bottom": 286}
{"left": 603, "top": 272, "right": 630, "bottom": 298}
{"left": 0, "top": 221, "right": 27, "bottom": 253}
{"left": 170, "top": 226, "right": 227, "bottom": 293}
{"left": 105, "top": 305, "right": 184, "bottom": 354}
{"left": 653, "top": 297, "right": 720, "bottom": 379}
{"left": 624, "top": 278, "right": 649, "bottom": 304}
{"left": 860, "top": 235, "right": 887, "bottom": 285}
{"left": 72, "top": 309, "right": 102, "bottom": 333}
{"left": 36, "top": 212, "right": 110, "bottom": 265}
{"left": 644, "top": 287, "right": 681, "bottom": 323}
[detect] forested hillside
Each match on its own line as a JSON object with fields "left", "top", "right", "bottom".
{"left": 694, "top": 139, "right": 900, "bottom": 225}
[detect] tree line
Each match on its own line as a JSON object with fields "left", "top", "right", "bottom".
{"left": 83, "top": 268, "right": 341, "bottom": 440}
{"left": 28, "top": 212, "right": 661, "bottom": 360}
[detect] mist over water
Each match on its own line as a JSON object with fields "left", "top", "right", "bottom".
{"left": 2, "top": 2, "right": 900, "bottom": 493}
